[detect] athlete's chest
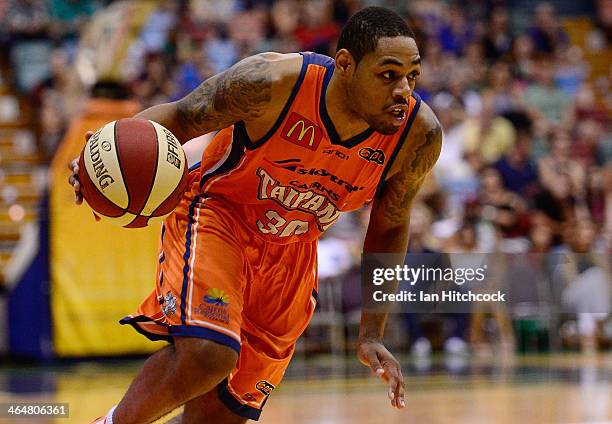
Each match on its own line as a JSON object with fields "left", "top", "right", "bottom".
{"left": 243, "top": 113, "right": 396, "bottom": 211}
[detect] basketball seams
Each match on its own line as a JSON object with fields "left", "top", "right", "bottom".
{"left": 138, "top": 120, "right": 160, "bottom": 217}
{"left": 113, "top": 120, "right": 131, "bottom": 209}
{"left": 145, "top": 122, "right": 188, "bottom": 217}
{"left": 80, "top": 123, "right": 128, "bottom": 217}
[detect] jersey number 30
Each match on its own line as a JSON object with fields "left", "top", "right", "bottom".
{"left": 256, "top": 210, "right": 309, "bottom": 238}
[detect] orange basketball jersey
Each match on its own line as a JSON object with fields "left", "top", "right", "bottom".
{"left": 197, "top": 52, "right": 422, "bottom": 243}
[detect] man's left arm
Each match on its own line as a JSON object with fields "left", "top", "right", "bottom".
{"left": 357, "top": 105, "right": 442, "bottom": 409}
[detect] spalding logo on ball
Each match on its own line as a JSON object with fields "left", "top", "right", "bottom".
{"left": 78, "top": 118, "right": 189, "bottom": 228}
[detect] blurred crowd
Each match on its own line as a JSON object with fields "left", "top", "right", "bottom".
{"left": 0, "top": 0, "right": 610, "bottom": 355}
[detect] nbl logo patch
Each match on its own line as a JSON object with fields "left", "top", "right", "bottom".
{"left": 281, "top": 112, "right": 323, "bottom": 151}
{"left": 358, "top": 147, "right": 386, "bottom": 166}
{"left": 256, "top": 380, "right": 275, "bottom": 396}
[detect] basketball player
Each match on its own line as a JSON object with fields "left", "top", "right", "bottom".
{"left": 71, "top": 7, "right": 442, "bottom": 424}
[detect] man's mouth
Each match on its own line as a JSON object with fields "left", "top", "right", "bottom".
{"left": 387, "top": 104, "right": 408, "bottom": 124}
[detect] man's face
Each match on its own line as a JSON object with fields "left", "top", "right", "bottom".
{"left": 346, "top": 36, "right": 421, "bottom": 135}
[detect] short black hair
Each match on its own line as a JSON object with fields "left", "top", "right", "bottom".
{"left": 336, "top": 7, "right": 415, "bottom": 64}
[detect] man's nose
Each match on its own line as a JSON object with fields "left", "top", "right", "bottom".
{"left": 392, "top": 77, "right": 411, "bottom": 101}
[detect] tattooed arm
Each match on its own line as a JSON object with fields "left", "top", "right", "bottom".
{"left": 135, "top": 52, "right": 300, "bottom": 144}
{"left": 356, "top": 102, "right": 442, "bottom": 409}
{"left": 365, "top": 102, "right": 442, "bottom": 252}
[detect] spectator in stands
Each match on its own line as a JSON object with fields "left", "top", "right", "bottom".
{"left": 5, "top": 0, "right": 52, "bottom": 92}
{"left": 138, "top": 1, "right": 179, "bottom": 56}
{"left": 253, "top": 0, "right": 301, "bottom": 53}
{"left": 529, "top": 2, "right": 569, "bottom": 55}
{"left": 437, "top": 5, "right": 474, "bottom": 56}
{"left": 403, "top": 204, "right": 469, "bottom": 359}
{"left": 203, "top": 23, "right": 239, "bottom": 74}
{"left": 5, "top": 0, "right": 49, "bottom": 39}
{"left": 478, "top": 167, "right": 529, "bottom": 249}
{"left": 481, "top": 6, "right": 513, "bottom": 61}
{"left": 493, "top": 132, "right": 539, "bottom": 198}
{"left": 487, "top": 60, "right": 524, "bottom": 116}
{"left": 293, "top": 0, "right": 339, "bottom": 54}
{"left": 586, "top": 166, "right": 608, "bottom": 226}
{"left": 49, "top": 0, "right": 101, "bottom": 54}
{"left": 537, "top": 129, "right": 588, "bottom": 222}
{"left": 462, "top": 89, "right": 516, "bottom": 165}
{"left": 511, "top": 34, "right": 537, "bottom": 83}
{"left": 523, "top": 55, "right": 573, "bottom": 134}
{"left": 554, "top": 45, "right": 588, "bottom": 98}
{"left": 529, "top": 220, "right": 554, "bottom": 253}
{"left": 432, "top": 94, "right": 479, "bottom": 218}
{"left": 558, "top": 219, "right": 610, "bottom": 354}
{"left": 132, "top": 53, "right": 175, "bottom": 109}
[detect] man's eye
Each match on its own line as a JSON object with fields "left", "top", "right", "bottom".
{"left": 382, "top": 71, "right": 395, "bottom": 80}
{"left": 408, "top": 73, "right": 419, "bottom": 81}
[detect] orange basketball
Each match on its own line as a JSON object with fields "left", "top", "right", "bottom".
{"left": 77, "top": 118, "right": 188, "bottom": 228}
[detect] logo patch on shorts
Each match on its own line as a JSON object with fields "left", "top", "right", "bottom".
{"left": 243, "top": 392, "right": 257, "bottom": 402}
{"left": 194, "top": 288, "right": 230, "bottom": 324}
{"left": 204, "top": 288, "right": 230, "bottom": 306}
{"left": 256, "top": 380, "right": 275, "bottom": 396}
{"left": 161, "top": 291, "right": 177, "bottom": 317}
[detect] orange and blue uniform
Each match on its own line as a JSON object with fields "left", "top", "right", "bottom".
{"left": 120, "top": 52, "right": 421, "bottom": 420}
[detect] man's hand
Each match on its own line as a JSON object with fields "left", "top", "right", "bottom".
{"left": 357, "top": 338, "right": 405, "bottom": 409}
{"left": 68, "top": 131, "right": 94, "bottom": 205}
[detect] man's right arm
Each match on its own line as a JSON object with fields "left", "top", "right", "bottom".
{"left": 135, "top": 53, "right": 276, "bottom": 144}
{"left": 70, "top": 52, "right": 292, "bottom": 203}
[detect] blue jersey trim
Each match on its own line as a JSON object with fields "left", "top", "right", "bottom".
{"left": 375, "top": 93, "right": 422, "bottom": 197}
{"left": 180, "top": 194, "right": 202, "bottom": 325}
{"left": 236, "top": 53, "right": 310, "bottom": 150}
{"left": 120, "top": 315, "right": 241, "bottom": 354}
{"left": 217, "top": 378, "right": 263, "bottom": 420}
{"left": 318, "top": 64, "right": 375, "bottom": 148}
{"left": 300, "top": 51, "right": 334, "bottom": 67}
{"left": 199, "top": 135, "right": 245, "bottom": 189}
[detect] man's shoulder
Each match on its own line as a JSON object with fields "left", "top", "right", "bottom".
{"left": 410, "top": 99, "right": 440, "bottom": 136}
{"left": 254, "top": 52, "right": 304, "bottom": 87}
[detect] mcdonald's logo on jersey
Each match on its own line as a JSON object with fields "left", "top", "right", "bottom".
{"left": 281, "top": 112, "right": 323, "bottom": 151}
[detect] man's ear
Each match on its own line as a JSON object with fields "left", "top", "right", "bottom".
{"left": 335, "top": 48, "right": 356, "bottom": 77}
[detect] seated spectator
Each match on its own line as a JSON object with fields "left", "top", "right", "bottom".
{"left": 478, "top": 167, "right": 530, "bottom": 244}
{"left": 493, "top": 132, "right": 539, "bottom": 197}
{"left": 529, "top": 221, "right": 554, "bottom": 253}
{"left": 557, "top": 219, "right": 610, "bottom": 354}
{"left": 403, "top": 204, "right": 469, "bottom": 359}
{"left": 204, "top": 24, "right": 239, "bottom": 74}
{"left": 293, "top": 0, "right": 339, "bottom": 53}
{"left": 462, "top": 90, "right": 516, "bottom": 164}
{"left": 487, "top": 61, "right": 524, "bottom": 116}
{"left": 437, "top": 5, "right": 474, "bottom": 56}
{"left": 537, "top": 129, "right": 588, "bottom": 222}
{"left": 132, "top": 53, "right": 175, "bottom": 109}
{"left": 528, "top": 2, "right": 569, "bottom": 55}
{"left": 511, "top": 34, "right": 537, "bottom": 83}
{"left": 523, "top": 55, "right": 573, "bottom": 133}
{"left": 138, "top": 1, "right": 179, "bottom": 55}
{"left": 481, "top": 6, "right": 513, "bottom": 61}
{"left": 554, "top": 45, "right": 587, "bottom": 98}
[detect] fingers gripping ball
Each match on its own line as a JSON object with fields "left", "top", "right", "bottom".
{"left": 77, "top": 118, "right": 189, "bottom": 228}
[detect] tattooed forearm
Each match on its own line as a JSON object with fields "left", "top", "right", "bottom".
{"left": 176, "top": 55, "right": 272, "bottom": 136}
{"left": 381, "top": 121, "right": 442, "bottom": 225}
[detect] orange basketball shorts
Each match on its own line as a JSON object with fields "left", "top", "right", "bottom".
{"left": 120, "top": 173, "right": 318, "bottom": 420}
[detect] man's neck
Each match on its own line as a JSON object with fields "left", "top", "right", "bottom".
{"left": 325, "top": 76, "right": 370, "bottom": 141}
